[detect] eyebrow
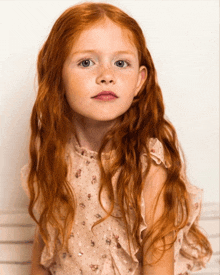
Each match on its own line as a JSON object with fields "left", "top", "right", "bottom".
{"left": 71, "top": 50, "right": 136, "bottom": 57}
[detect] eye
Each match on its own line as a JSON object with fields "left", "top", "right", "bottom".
{"left": 115, "top": 60, "right": 130, "bottom": 68}
{"left": 78, "top": 59, "right": 94, "bottom": 67}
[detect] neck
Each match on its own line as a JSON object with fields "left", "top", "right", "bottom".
{"left": 72, "top": 113, "right": 116, "bottom": 153}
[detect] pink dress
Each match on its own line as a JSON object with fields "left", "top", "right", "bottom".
{"left": 21, "top": 137, "right": 209, "bottom": 275}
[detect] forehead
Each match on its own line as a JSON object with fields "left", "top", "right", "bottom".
{"left": 70, "top": 18, "right": 137, "bottom": 56}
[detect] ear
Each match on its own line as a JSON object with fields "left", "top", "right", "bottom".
{"left": 134, "top": 66, "right": 148, "bottom": 97}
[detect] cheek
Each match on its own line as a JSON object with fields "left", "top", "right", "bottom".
{"left": 66, "top": 72, "right": 92, "bottom": 91}
{"left": 121, "top": 70, "right": 138, "bottom": 82}
{"left": 62, "top": 70, "right": 72, "bottom": 91}
{"left": 63, "top": 75, "right": 80, "bottom": 98}
{"left": 64, "top": 72, "right": 76, "bottom": 87}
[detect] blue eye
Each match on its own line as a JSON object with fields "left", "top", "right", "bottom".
{"left": 115, "top": 60, "right": 130, "bottom": 68}
{"left": 78, "top": 59, "right": 94, "bottom": 67}
{"left": 78, "top": 59, "right": 130, "bottom": 68}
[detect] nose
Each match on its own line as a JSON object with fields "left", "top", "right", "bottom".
{"left": 96, "top": 65, "right": 115, "bottom": 84}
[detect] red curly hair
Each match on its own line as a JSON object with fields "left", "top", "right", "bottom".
{"left": 27, "top": 1, "right": 212, "bottom": 267}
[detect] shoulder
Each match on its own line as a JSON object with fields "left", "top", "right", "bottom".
{"left": 140, "top": 137, "right": 170, "bottom": 190}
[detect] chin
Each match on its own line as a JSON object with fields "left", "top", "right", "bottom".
{"left": 94, "top": 116, "right": 119, "bottom": 123}
{"left": 96, "top": 118, "right": 117, "bottom": 122}
{"left": 97, "top": 112, "right": 127, "bottom": 121}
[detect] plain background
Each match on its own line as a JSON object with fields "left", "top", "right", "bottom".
{"left": 0, "top": 0, "right": 219, "bottom": 212}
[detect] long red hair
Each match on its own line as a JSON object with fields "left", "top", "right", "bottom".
{"left": 27, "top": 2, "right": 212, "bottom": 267}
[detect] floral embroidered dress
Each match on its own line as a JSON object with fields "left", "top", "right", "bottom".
{"left": 21, "top": 137, "right": 209, "bottom": 275}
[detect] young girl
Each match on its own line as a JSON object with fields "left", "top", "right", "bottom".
{"left": 21, "top": 2, "right": 212, "bottom": 275}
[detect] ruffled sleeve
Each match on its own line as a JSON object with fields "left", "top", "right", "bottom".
{"left": 174, "top": 182, "right": 206, "bottom": 274}
{"left": 137, "top": 138, "right": 208, "bottom": 275}
{"left": 148, "top": 138, "right": 170, "bottom": 168}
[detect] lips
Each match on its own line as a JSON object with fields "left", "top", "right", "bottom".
{"left": 92, "top": 91, "right": 118, "bottom": 98}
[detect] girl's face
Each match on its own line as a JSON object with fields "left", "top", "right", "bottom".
{"left": 62, "top": 18, "right": 147, "bottom": 123}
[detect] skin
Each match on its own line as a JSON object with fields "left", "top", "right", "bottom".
{"left": 62, "top": 18, "right": 147, "bottom": 152}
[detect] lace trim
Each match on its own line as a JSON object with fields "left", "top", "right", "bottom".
{"left": 68, "top": 136, "right": 170, "bottom": 166}
{"left": 68, "top": 135, "right": 115, "bottom": 160}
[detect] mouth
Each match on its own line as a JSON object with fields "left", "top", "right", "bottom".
{"left": 91, "top": 91, "right": 118, "bottom": 98}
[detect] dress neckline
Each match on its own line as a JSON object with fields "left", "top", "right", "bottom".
{"left": 69, "top": 135, "right": 116, "bottom": 160}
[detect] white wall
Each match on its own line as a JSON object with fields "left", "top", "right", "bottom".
{"left": 0, "top": 0, "right": 218, "bottom": 212}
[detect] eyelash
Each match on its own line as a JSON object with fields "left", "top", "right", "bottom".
{"left": 77, "top": 59, "right": 131, "bottom": 68}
